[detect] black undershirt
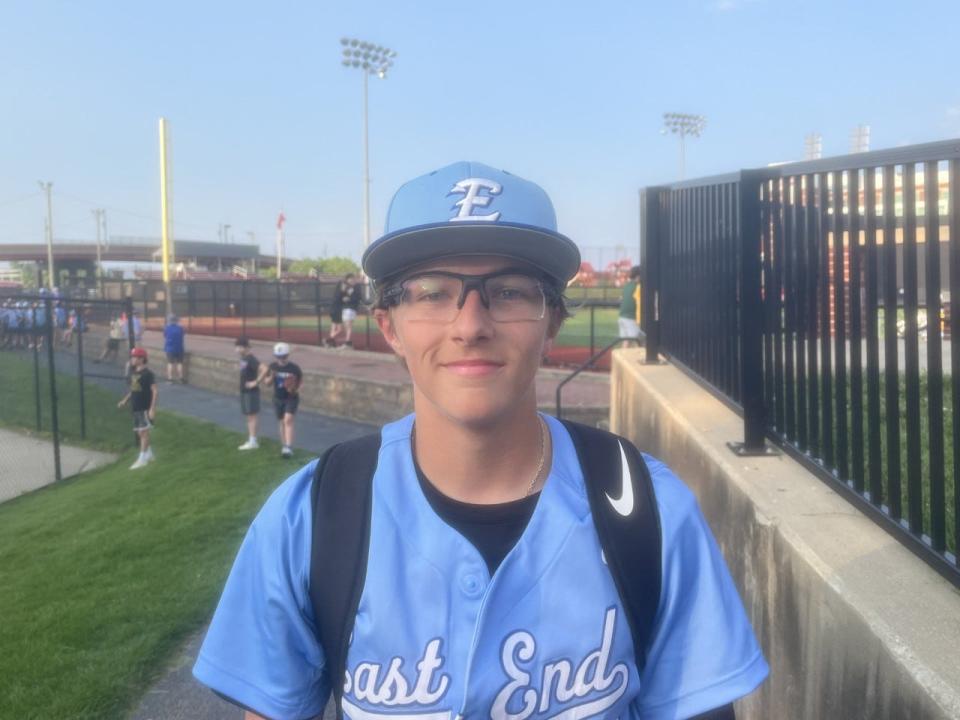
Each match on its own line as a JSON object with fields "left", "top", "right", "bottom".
{"left": 414, "top": 458, "right": 539, "bottom": 576}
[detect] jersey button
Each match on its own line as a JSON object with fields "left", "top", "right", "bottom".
{"left": 460, "top": 573, "right": 485, "bottom": 597}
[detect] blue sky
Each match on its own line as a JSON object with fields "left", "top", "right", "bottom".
{"left": 2, "top": 0, "right": 958, "bottom": 267}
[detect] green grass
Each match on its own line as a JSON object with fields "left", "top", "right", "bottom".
{"left": 555, "top": 306, "right": 620, "bottom": 349}
{"left": 0, "top": 351, "right": 131, "bottom": 453}
{"left": 791, "top": 371, "right": 956, "bottom": 556}
{"left": 0, "top": 387, "right": 313, "bottom": 719}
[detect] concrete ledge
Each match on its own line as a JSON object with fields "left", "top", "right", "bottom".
{"left": 610, "top": 348, "right": 960, "bottom": 720}
{"left": 185, "top": 351, "right": 415, "bottom": 426}
{"left": 77, "top": 330, "right": 609, "bottom": 428}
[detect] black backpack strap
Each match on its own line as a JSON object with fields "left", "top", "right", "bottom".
{"left": 559, "top": 419, "right": 662, "bottom": 672}
{"left": 308, "top": 432, "right": 382, "bottom": 719}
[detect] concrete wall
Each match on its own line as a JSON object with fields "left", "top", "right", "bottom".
{"left": 185, "top": 352, "right": 415, "bottom": 426}
{"left": 610, "top": 348, "right": 960, "bottom": 719}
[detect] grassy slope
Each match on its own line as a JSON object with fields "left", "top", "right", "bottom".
{"left": 0, "top": 356, "right": 312, "bottom": 720}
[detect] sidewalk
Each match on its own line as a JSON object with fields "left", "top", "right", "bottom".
{"left": 127, "top": 382, "right": 372, "bottom": 720}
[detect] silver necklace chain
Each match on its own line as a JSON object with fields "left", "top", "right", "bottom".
{"left": 412, "top": 417, "right": 547, "bottom": 498}
{"left": 526, "top": 416, "right": 547, "bottom": 497}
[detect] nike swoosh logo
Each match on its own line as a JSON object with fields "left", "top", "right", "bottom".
{"left": 605, "top": 441, "right": 634, "bottom": 517}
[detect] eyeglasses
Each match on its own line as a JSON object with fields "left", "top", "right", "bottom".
{"left": 383, "top": 270, "right": 556, "bottom": 323}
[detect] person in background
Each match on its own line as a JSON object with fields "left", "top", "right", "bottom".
{"left": 117, "top": 346, "right": 158, "bottom": 470}
{"left": 235, "top": 337, "right": 262, "bottom": 451}
{"left": 325, "top": 273, "right": 362, "bottom": 348}
{"left": 258, "top": 342, "right": 302, "bottom": 459}
{"left": 339, "top": 273, "right": 363, "bottom": 349}
{"left": 164, "top": 314, "right": 186, "bottom": 383}
{"left": 54, "top": 302, "right": 67, "bottom": 347}
{"left": 96, "top": 315, "right": 125, "bottom": 364}
{"left": 618, "top": 264, "right": 644, "bottom": 343}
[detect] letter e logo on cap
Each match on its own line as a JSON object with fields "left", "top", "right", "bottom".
{"left": 449, "top": 178, "right": 502, "bottom": 222}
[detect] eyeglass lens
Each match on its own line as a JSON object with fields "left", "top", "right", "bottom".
{"left": 397, "top": 273, "right": 546, "bottom": 322}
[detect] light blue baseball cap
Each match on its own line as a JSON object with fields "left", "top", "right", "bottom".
{"left": 362, "top": 161, "right": 580, "bottom": 284}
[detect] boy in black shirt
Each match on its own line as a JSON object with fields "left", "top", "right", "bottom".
{"left": 260, "top": 342, "right": 302, "bottom": 458}
{"left": 117, "top": 346, "right": 158, "bottom": 470}
{"left": 235, "top": 337, "right": 262, "bottom": 450}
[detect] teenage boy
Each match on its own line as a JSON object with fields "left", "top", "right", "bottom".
{"left": 117, "top": 346, "right": 158, "bottom": 470}
{"left": 164, "top": 314, "right": 186, "bottom": 383}
{"left": 235, "top": 337, "right": 261, "bottom": 450}
{"left": 195, "top": 162, "right": 767, "bottom": 720}
{"left": 260, "top": 342, "right": 302, "bottom": 458}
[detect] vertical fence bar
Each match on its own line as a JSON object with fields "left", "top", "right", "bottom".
{"left": 795, "top": 176, "right": 809, "bottom": 450}
{"left": 32, "top": 306, "right": 41, "bottom": 430}
{"left": 849, "top": 169, "right": 865, "bottom": 492}
{"left": 77, "top": 311, "right": 86, "bottom": 440}
{"left": 819, "top": 173, "right": 834, "bottom": 466}
{"left": 864, "top": 167, "right": 883, "bottom": 503}
{"left": 276, "top": 282, "right": 282, "bottom": 340}
{"left": 805, "top": 175, "right": 820, "bottom": 455}
{"left": 832, "top": 170, "right": 849, "bottom": 480}
{"left": 738, "top": 170, "right": 766, "bottom": 451}
{"left": 210, "top": 282, "right": 217, "bottom": 336}
{"left": 640, "top": 187, "right": 662, "bottom": 363}
{"left": 315, "top": 282, "right": 323, "bottom": 346}
{"left": 44, "top": 297, "right": 61, "bottom": 482}
{"left": 589, "top": 304, "right": 596, "bottom": 359}
{"left": 949, "top": 158, "right": 960, "bottom": 561}
{"left": 241, "top": 281, "right": 247, "bottom": 338}
{"left": 784, "top": 177, "right": 797, "bottom": 441}
{"left": 761, "top": 181, "right": 775, "bottom": 425}
{"left": 902, "top": 163, "right": 923, "bottom": 533}
{"left": 882, "top": 164, "right": 902, "bottom": 518}
{"left": 187, "top": 283, "right": 194, "bottom": 332}
{"left": 773, "top": 178, "right": 786, "bottom": 435}
{"left": 924, "top": 160, "right": 945, "bottom": 551}
{"left": 719, "top": 184, "right": 733, "bottom": 394}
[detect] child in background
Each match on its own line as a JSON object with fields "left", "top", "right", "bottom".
{"left": 117, "top": 347, "right": 158, "bottom": 470}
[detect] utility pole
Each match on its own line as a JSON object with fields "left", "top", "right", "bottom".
{"left": 37, "top": 181, "right": 54, "bottom": 289}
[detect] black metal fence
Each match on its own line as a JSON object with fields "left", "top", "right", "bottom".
{"left": 641, "top": 138, "right": 960, "bottom": 587}
{"left": 0, "top": 294, "right": 134, "bottom": 497}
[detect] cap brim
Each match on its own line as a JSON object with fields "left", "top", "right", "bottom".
{"left": 362, "top": 223, "right": 580, "bottom": 283}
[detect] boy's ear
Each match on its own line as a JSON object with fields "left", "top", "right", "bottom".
{"left": 374, "top": 309, "right": 405, "bottom": 357}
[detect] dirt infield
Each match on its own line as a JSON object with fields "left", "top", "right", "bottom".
{"left": 147, "top": 316, "right": 618, "bottom": 370}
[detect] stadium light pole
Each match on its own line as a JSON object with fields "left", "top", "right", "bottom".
{"left": 661, "top": 113, "right": 706, "bottom": 181}
{"left": 340, "top": 37, "right": 396, "bottom": 253}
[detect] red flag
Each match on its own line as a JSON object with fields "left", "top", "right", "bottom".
{"left": 276, "top": 211, "right": 286, "bottom": 229}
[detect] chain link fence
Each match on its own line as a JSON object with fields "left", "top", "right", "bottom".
{"left": 0, "top": 293, "right": 135, "bottom": 503}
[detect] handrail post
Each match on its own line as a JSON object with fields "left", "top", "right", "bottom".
{"left": 640, "top": 186, "right": 663, "bottom": 363}
{"left": 729, "top": 169, "right": 772, "bottom": 455}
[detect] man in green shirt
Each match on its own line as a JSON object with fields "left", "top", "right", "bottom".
{"left": 618, "top": 265, "right": 643, "bottom": 342}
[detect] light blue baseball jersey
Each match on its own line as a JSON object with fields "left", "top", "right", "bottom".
{"left": 194, "top": 414, "right": 768, "bottom": 719}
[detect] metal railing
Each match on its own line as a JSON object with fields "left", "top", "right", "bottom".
{"left": 641, "top": 138, "right": 960, "bottom": 587}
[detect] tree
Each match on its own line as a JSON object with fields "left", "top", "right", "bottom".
{"left": 288, "top": 256, "right": 360, "bottom": 277}
{"left": 11, "top": 262, "right": 37, "bottom": 288}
